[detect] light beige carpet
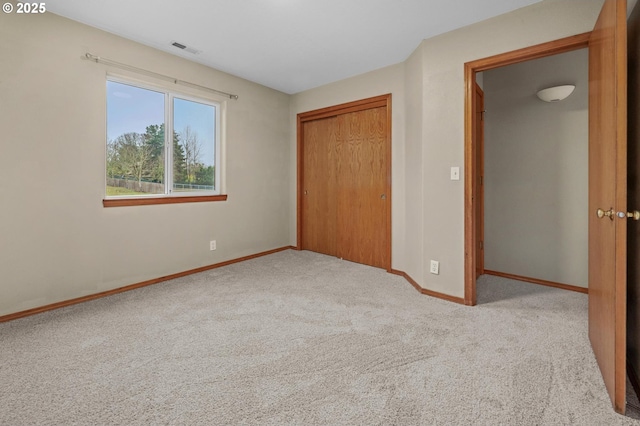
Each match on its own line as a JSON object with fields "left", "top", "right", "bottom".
{"left": 0, "top": 249, "right": 638, "bottom": 425}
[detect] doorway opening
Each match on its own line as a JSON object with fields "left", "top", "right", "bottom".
{"left": 464, "top": 33, "right": 591, "bottom": 306}
{"left": 476, "top": 47, "right": 590, "bottom": 304}
{"left": 465, "top": 0, "right": 630, "bottom": 412}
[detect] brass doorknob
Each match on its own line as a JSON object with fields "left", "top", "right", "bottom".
{"left": 618, "top": 210, "right": 640, "bottom": 220}
{"left": 597, "top": 208, "right": 615, "bottom": 220}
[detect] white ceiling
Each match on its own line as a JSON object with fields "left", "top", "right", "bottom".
{"left": 46, "top": 0, "right": 542, "bottom": 94}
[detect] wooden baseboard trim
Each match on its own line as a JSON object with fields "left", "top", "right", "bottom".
{"left": 0, "top": 246, "right": 296, "bottom": 323}
{"left": 483, "top": 270, "right": 588, "bottom": 294}
{"left": 390, "top": 269, "right": 466, "bottom": 305}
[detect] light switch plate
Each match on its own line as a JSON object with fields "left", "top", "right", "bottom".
{"left": 450, "top": 167, "right": 460, "bottom": 181}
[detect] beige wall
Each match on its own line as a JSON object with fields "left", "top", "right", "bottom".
{"left": 403, "top": 46, "right": 425, "bottom": 282}
{"left": 1, "top": 0, "right": 609, "bottom": 317}
{"left": 290, "top": 0, "right": 603, "bottom": 298}
{"left": 483, "top": 49, "right": 589, "bottom": 288}
{"left": 412, "top": 0, "right": 603, "bottom": 297}
{"left": 0, "top": 9, "right": 291, "bottom": 316}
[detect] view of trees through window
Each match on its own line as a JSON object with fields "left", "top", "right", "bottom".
{"left": 106, "top": 80, "right": 217, "bottom": 197}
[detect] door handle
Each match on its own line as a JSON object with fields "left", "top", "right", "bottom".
{"left": 597, "top": 208, "right": 615, "bottom": 220}
{"left": 617, "top": 210, "right": 640, "bottom": 220}
{"left": 380, "top": 194, "right": 386, "bottom": 200}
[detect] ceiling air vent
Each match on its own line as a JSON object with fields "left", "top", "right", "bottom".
{"left": 170, "top": 41, "right": 200, "bottom": 55}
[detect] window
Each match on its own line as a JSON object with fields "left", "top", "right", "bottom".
{"left": 105, "top": 78, "right": 223, "bottom": 204}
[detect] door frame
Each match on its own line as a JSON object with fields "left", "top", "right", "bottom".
{"left": 296, "top": 94, "right": 393, "bottom": 271}
{"left": 474, "top": 82, "right": 485, "bottom": 279}
{"left": 463, "top": 33, "right": 591, "bottom": 306}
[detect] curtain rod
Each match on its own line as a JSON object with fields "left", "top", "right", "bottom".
{"left": 83, "top": 53, "right": 239, "bottom": 100}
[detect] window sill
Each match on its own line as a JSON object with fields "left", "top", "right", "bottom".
{"left": 103, "top": 194, "right": 228, "bottom": 208}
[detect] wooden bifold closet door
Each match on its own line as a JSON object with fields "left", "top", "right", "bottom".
{"left": 302, "top": 116, "right": 338, "bottom": 257}
{"left": 299, "top": 95, "right": 391, "bottom": 270}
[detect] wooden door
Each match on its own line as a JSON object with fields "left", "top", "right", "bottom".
{"left": 302, "top": 117, "right": 337, "bottom": 256}
{"left": 298, "top": 94, "right": 391, "bottom": 270}
{"left": 627, "top": 0, "right": 640, "bottom": 405}
{"left": 588, "top": 0, "right": 627, "bottom": 413}
{"left": 474, "top": 83, "right": 485, "bottom": 278}
{"left": 335, "top": 107, "right": 389, "bottom": 269}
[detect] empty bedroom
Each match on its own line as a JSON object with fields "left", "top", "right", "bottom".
{"left": 1, "top": 0, "right": 639, "bottom": 424}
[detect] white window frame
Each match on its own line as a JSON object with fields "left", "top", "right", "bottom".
{"left": 105, "top": 75, "right": 225, "bottom": 201}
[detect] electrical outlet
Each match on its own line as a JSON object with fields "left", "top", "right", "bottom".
{"left": 210, "top": 240, "right": 216, "bottom": 251}
{"left": 430, "top": 260, "right": 440, "bottom": 275}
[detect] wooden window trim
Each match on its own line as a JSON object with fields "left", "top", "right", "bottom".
{"left": 103, "top": 194, "right": 227, "bottom": 207}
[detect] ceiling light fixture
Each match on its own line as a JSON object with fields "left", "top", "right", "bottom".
{"left": 536, "top": 85, "right": 576, "bottom": 103}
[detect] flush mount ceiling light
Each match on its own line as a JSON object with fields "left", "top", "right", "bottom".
{"left": 536, "top": 85, "right": 576, "bottom": 102}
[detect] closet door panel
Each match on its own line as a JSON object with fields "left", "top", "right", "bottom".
{"left": 302, "top": 117, "right": 337, "bottom": 256}
{"left": 336, "top": 107, "right": 389, "bottom": 268}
